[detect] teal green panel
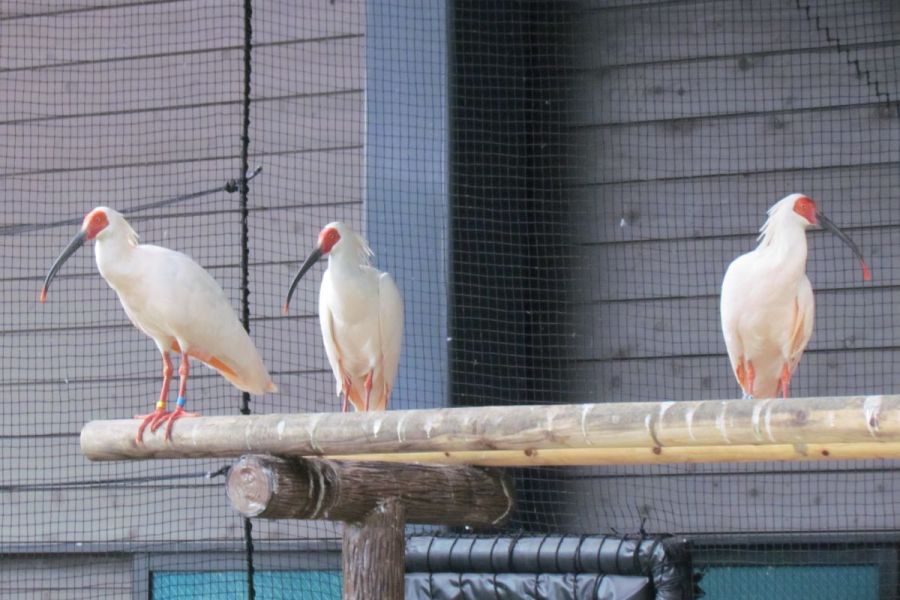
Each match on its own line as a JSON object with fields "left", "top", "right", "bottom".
{"left": 152, "top": 570, "right": 341, "bottom": 600}
{"left": 701, "top": 565, "right": 878, "bottom": 600}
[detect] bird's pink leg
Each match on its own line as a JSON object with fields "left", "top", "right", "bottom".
{"left": 746, "top": 361, "right": 756, "bottom": 398}
{"left": 341, "top": 373, "right": 352, "bottom": 413}
{"left": 780, "top": 363, "right": 791, "bottom": 399}
{"left": 152, "top": 352, "right": 199, "bottom": 441}
{"left": 339, "top": 359, "right": 352, "bottom": 413}
{"left": 363, "top": 371, "right": 373, "bottom": 412}
{"left": 135, "top": 352, "right": 174, "bottom": 443}
{"left": 736, "top": 359, "right": 747, "bottom": 394}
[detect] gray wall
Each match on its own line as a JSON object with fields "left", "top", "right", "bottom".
{"left": 571, "top": 0, "right": 900, "bottom": 534}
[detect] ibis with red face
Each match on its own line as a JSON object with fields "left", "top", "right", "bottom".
{"left": 720, "top": 194, "right": 871, "bottom": 399}
{"left": 41, "top": 207, "right": 277, "bottom": 441}
{"left": 283, "top": 222, "right": 403, "bottom": 412}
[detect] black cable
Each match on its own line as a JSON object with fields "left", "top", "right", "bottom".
{"left": 238, "top": 5, "right": 253, "bottom": 418}
{"left": 0, "top": 467, "right": 231, "bottom": 492}
{"left": 243, "top": 518, "right": 256, "bottom": 600}
{"left": 239, "top": 1, "right": 256, "bottom": 599}
{"left": 0, "top": 166, "right": 261, "bottom": 237}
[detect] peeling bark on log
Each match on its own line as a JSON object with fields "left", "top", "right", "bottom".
{"left": 226, "top": 455, "right": 514, "bottom": 527}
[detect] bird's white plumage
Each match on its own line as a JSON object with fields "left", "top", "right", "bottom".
{"left": 316, "top": 222, "right": 403, "bottom": 411}
{"left": 91, "top": 208, "right": 276, "bottom": 395}
{"left": 720, "top": 194, "right": 816, "bottom": 398}
{"left": 377, "top": 272, "right": 404, "bottom": 402}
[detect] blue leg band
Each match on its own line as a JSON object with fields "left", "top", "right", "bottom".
{"left": 176, "top": 396, "right": 186, "bottom": 408}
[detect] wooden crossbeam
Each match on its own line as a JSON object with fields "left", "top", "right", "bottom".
{"left": 81, "top": 395, "right": 900, "bottom": 466}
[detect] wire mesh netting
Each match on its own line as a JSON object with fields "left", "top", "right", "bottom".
{"left": 1, "top": 0, "right": 899, "bottom": 598}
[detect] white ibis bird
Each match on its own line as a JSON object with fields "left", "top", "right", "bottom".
{"left": 41, "top": 207, "right": 277, "bottom": 441}
{"left": 720, "top": 194, "right": 871, "bottom": 399}
{"left": 283, "top": 222, "right": 403, "bottom": 412}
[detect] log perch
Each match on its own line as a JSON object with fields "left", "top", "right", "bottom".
{"left": 226, "top": 455, "right": 515, "bottom": 526}
{"left": 226, "top": 456, "right": 514, "bottom": 600}
{"left": 81, "top": 395, "right": 900, "bottom": 466}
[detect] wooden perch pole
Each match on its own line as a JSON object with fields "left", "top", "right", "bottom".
{"left": 82, "top": 395, "right": 900, "bottom": 466}
{"left": 226, "top": 455, "right": 514, "bottom": 600}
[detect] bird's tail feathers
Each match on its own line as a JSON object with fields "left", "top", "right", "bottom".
{"left": 194, "top": 352, "right": 275, "bottom": 396}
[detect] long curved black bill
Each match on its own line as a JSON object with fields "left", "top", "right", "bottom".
{"left": 40, "top": 229, "right": 87, "bottom": 303}
{"left": 282, "top": 247, "right": 323, "bottom": 314}
{"left": 818, "top": 212, "right": 872, "bottom": 281}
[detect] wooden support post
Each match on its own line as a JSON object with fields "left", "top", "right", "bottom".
{"left": 226, "top": 455, "right": 514, "bottom": 526}
{"left": 226, "top": 455, "right": 514, "bottom": 600}
{"left": 342, "top": 498, "right": 405, "bottom": 600}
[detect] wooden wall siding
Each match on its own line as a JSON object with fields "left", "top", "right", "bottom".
{"left": 0, "top": 2, "right": 246, "bottom": 71}
{"left": 1, "top": 96, "right": 361, "bottom": 176}
{"left": 570, "top": 466, "right": 900, "bottom": 534}
{"left": 581, "top": 288, "right": 900, "bottom": 361}
{"left": 0, "top": 371, "right": 338, "bottom": 438}
{"left": 575, "top": 164, "right": 900, "bottom": 244}
{"left": 2, "top": 2, "right": 138, "bottom": 18}
{"left": 0, "top": 555, "right": 131, "bottom": 599}
{"left": 1, "top": 0, "right": 364, "bottom": 548}
{"left": 583, "top": 350, "right": 900, "bottom": 405}
{"left": 579, "top": 0, "right": 900, "bottom": 68}
{"left": 575, "top": 45, "right": 900, "bottom": 125}
{"left": 572, "top": 0, "right": 900, "bottom": 536}
{"left": 584, "top": 230, "right": 893, "bottom": 302}
{"left": 1, "top": 486, "right": 323, "bottom": 544}
{"left": 578, "top": 105, "right": 899, "bottom": 185}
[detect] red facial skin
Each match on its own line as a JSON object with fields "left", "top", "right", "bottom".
{"left": 83, "top": 209, "right": 110, "bottom": 240}
{"left": 319, "top": 226, "right": 341, "bottom": 254}
{"left": 791, "top": 196, "right": 872, "bottom": 282}
{"left": 792, "top": 196, "right": 818, "bottom": 226}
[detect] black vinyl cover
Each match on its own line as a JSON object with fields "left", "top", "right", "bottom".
{"left": 405, "top": 535, "right": 693, "bottom": 600}
{"left": 405, "top": 572, "right": 652, "bottom": 600}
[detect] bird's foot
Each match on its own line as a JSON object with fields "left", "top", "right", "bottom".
{"left": 134, "top": 398, "right": 199, "bottom": 442}
{"left": 160, "top": 404, "right": 200, "bottom": 441}
{"left": 134, "top": 404, "right": 171, "bottom": 444}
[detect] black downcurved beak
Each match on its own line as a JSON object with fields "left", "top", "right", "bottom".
{"left": 40, "top": 230, "right": 87, "bottom": 303}
{"left": 818, "top": 212, "right": 872, "bottom": 281}
{"left": 282, "top": 246, "right": 323, "bottom": 314}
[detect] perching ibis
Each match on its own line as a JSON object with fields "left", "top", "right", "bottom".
{"left": 40, "top": 207, "right": 277, "bottom": 441}
{"left": 720, "top": 194, "right": 870, "bottom": 399}
{"left": 283, "top": 222, "right": 403, "bottom": 412}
